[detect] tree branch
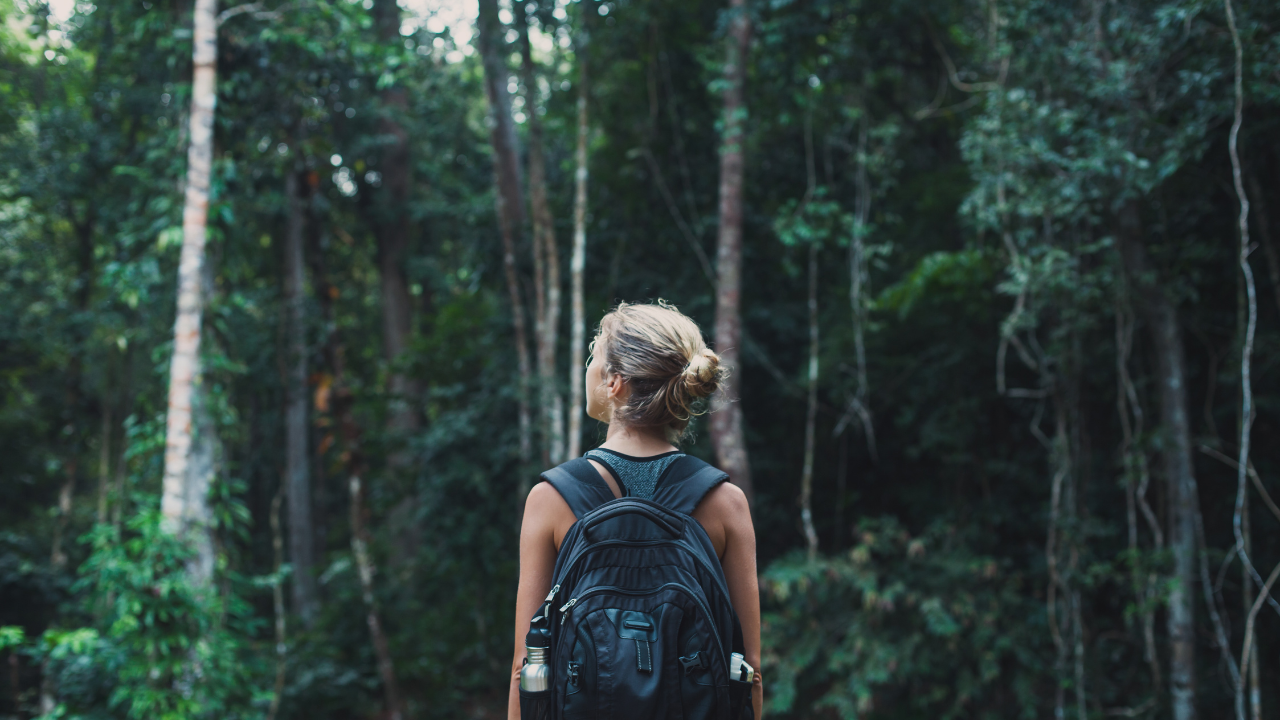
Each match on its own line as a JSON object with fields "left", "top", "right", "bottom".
{"left": 924, "top": 16, "right": 1002, "bottom": 93}
{"left": 217, "top": 0, "right": 302, "bottom": 26}
{"left": 1198, "top": 445, "right": 1280, "bottom": 525}
{"left": 639, "top": 148, "right": 716, "bottom": 286}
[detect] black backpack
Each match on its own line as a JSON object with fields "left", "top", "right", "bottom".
{"left": 522, "top": 455, "right": 754, "bottom": 720}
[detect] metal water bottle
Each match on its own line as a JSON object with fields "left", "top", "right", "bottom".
{"left": 520, "top": 615, "right": 552, "bottom": 692}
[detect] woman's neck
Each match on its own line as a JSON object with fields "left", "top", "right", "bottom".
{"left": 600, "top": 422, "right": 677, "bottom": 457}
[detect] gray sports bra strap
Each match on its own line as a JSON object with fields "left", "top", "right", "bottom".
{"left": 541, "top": 458, "right": 617, "bottom": 519}
{"left": 650, "top": 455, "right": 729, "bottom": 515}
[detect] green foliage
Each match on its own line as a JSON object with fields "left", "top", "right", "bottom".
{"left": 774, "top": 187, "right": 851, "bottom": 250}
{"left": 65, "top": 514, "right": 261, "bottom": 720}
{"left": 763, "top": 518, "right": 1045, "bottom": 720}
{"left": 876, "top": 249, "right": 994, "bottom": 319}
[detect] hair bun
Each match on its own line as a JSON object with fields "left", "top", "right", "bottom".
{"left": 681, "top": 348, "right": 721, "bottom": 399}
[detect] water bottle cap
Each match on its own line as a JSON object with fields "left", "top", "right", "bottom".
{"left": 525, "top": 614, "right": 551, "bottom": 649}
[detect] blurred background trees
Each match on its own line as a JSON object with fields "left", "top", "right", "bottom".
{"left": 0, "top": 0, "right": 1278, "bottom": 717}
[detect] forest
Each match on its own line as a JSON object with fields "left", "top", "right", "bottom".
{"left": 1, "top": 0, "right": 1279, "bottom": 716}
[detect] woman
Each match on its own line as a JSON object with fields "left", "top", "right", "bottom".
{"left": 508, "top": 301, "right": 763, "bottom": 719}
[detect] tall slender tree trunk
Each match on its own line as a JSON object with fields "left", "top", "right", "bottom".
{"left": 845, "top": 110, "right": 875, "bottom": 457}
{"left": 51, "top": 473, "right": 74, "bottom": 569}
{"left": 52, "top": 218, "right": 95, "bottom": 568}
{"left": 369, "top": 0, "right": 424, "bottom": 566}
{"left": 110, "top": 350, "right": 135, "bottom": 530}
{"left": 96, "top": 400, "right": 112, "bottom": 523}
{"left": 185, "top": 262, "right": 222, "bottom": 586}
{"left": 1119, "top": 204, "right": 1197, "bottom": 720}
{"left": 478, "top": 0, "right": 533, "bottom": 477}
{"left": 517, "top": 7, "right": 565, "bottom": 467}
{"left": 160, "top": 0, "right": 218, "bottom": 584}
{"left": 799, "top": 243, "right": 819, "bottom": 561}
{"left": 711, "top": 0, "right": 753, "bottom": 504}
{"left": 1245, "top": 170, "right": 1280, "bottom": 317}
{"left": 266, "top": 485, "right": 287, "bottom": 720}
{"left": 284, "top": 170, "right": 317, "bottom": 623}
{"left": 313, "top": 231, "right": 407, "bottom": 720}
{"left": 349, "top": 472, "right": 404, "bottom": 720}
{"left": 1224, "top": 5, "right": 1260, "bottom": 716}
{"left": 1116, "top": 292, "right": 1163, "bottom": 696}
{"left": 567, "top": 23, "right": 590, "bottom": 461}
{"left": 1241, "top": 496, "right": 1260, "bottom": 720}
{"left": 372, "top": 0, "right": 421, "bottom": 443}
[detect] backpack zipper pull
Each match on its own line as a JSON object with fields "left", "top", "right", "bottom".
{"left": 559, "top": 598, "right": 578, "bottom": 625}
{"left": 541, "top": 584, "right": 561, "bottom": 620}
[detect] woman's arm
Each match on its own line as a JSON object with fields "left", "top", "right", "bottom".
{"left": 702, "top": 482, "right": 764, "bottom": 720}
{"left": 508, "top": 483, "right": 568, "bottom": 720}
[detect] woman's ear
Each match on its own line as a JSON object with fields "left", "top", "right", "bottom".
{"left": 604, "top": 371, "right": 625, "bottom": 402}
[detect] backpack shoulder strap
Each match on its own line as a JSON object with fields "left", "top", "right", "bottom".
{"left": 541, "top": 457, "right": 617, "bottom": 519}
{"left": 650, "top": 455, "right": 729, "bottom": 516}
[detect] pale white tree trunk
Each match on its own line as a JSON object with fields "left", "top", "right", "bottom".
{"left": 799, "top": 243, "right": 819, "bottom": 561}
{"left": 567, "top": 33, "right": 589, "bottom": 461}
{"left": 1224, "top": 3, "right": 1261, "bottom": 719}
{"left": 161, "top": 0, "right": 218, "bottom": 583}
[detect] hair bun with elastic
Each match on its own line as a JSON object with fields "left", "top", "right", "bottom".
{"left": 682, "top": 347, "right": 721, "bottom": 399}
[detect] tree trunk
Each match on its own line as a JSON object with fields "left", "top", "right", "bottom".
{"left": 1115, "top": 293, "right": 1163, "bottom": 696}
{"left": 185, "top": 261, "right": 222, "bottom": 586}
{"left": 845, "top": 110, "right": 875, "bottom": 458}
{"left": 1241, "top": 495, "right": 1260, "bottom": 720}
{"left": 313, "top": 229, "right": 407, "bottom": 720}
{"left": 711, "top": 0, "right": 753, "bottom": 504}
{"left": 110, "top": 350, "right": 135, "bottom": 530}
{"left": 518, "top": 6, "right": 565, "bottom": 467}
{"left": 1119, "top": 204, "right": 1197, "bottom": 720}
{"left": 52, "top": 214, "right": 95, "bottom": 568}
{"left": 478, "top": 0, "right": 533, "bottom": 474}
{"left": 799, "top": 243, "right": 819, "bottom": 561}
{"left": 369, "top": 0, "right": 424, "bottom": 568}
{"left": 568, "top": 21, "right": 590, "bottom": 461}
{"left": 161, "top": 0, "right": 218, "bottom": 580}
{"left": 372, "top": 0, "right": 421, "bottom": 443}
{"left": 96, "top": 400, "right": 112, "bottom": 524}
{"left": 1246, "top": 170, "right": 1280, "bottom": 318}
{"left": 266, "top": 485, "right": 287, "bottom": 720}
{"left": 349, "top": 472, "right": 404, "bottom": 720}
{"left": 1224, "top": 7, "right": 1259, "bottom": 714}
{"left": 284, "top": 170, "right": 317, "bottom": 623}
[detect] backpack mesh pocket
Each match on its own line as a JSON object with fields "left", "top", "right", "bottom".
{"left": 519, "top": 687, "right": 553, "bottom": 720}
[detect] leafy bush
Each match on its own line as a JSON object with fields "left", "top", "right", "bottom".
{"left": 4, "top": 512, "right": 265, "bottom": 720}
{"left": 762, "top": 517, "right": 1047, "bottom": 720}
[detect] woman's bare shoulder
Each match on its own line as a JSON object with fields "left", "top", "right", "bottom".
{"left": 526, "top": 479, "right": 565, "bottom": 508}
{"left": 525, "top": 481, "right": 575, "bottom": 520}
{"left": 523, "top": 481, "right": 578, "bottom": 547}
{"left": 693, "top": 480, "right": 750, "bottom": 524}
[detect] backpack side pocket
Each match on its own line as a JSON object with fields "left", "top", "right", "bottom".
{"left": 728, "top": 677, "right": 753, "bottom": 720}
{"left": 519, "top": 688, "right": 553, "bottom": 720}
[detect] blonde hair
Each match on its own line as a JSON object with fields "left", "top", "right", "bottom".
{"left": 593, "top": 300, "right": 724, "bottom": 443}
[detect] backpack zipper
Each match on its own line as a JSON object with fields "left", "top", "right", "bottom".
{"left": 558, "top": 597, "right": 578, "bottom": 618}
{"left": 540, "top": 584, "right": 561, "bottom": 619}
{"left": 556, "top": 582, "right": 726, "bottom": 666}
